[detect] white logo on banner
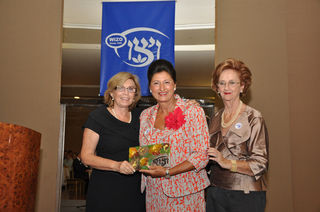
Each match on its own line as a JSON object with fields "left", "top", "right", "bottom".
{"left": 105, "top": 27, "right": 169, "bottom": 67}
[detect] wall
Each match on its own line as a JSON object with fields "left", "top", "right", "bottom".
{"left": 286, "top": 0, "right": 320, "bottom": 211}
{"left": 216, "top": 0, "right": 320, "bottom": 211}
{"left": 0, "top": 0, "right": 63, "bottom": 211}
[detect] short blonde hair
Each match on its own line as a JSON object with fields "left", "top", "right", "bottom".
{"left": 103, "top": 72, "right": 141, "bottom": 110}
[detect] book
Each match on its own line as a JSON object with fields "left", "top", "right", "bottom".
{"left": 129, "top": 143, "right": 170, "bottom": 170}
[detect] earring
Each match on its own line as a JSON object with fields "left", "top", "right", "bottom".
{"left": 174, "top": 88, "right": 176, "bottom": 91}
{"left": 111, "top": 96, "right": 114, "bottom": 101}
{"left": 149, "top": 90, "right": 152, "bottom": 93}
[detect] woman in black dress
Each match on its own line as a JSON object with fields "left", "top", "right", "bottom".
{"left": 80, "top": 72, "right": 145, "bottom": 211}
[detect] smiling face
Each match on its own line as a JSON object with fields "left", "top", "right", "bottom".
{"left": 110, "top": 79, "right": 136, "bottom": 109}
{"left": 217, "top": 69, "right": 244, "bottom": 102}
{"left": 149, "top": 71, "right": 176, "bottom": 103}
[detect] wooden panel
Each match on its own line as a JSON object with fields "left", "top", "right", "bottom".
{"left": 0, "top": 123, "right": 41, "bottom": 211}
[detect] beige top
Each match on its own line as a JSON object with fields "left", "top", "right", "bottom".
{"left": 208, "top": 105, "right": 269, "bottom": 193}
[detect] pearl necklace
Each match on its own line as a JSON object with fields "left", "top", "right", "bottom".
{"left": 112, "top": 108, "right": 132, "bottom": 123}
{"left": 221, "top": 100, "right": 243, "bottom": 128}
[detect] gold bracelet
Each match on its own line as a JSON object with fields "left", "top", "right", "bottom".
{"left": 230, "top": 160, "right": 237, "bottom": 172}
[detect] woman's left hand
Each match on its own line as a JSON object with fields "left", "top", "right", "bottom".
{"left": 139, "top": 166, "right": 166, "bottom": 178}
{"left": 185, "top": 99, "right": 200, "bottom": 106}
{"left": 208, "top": 147, "right": 231, "bottom": 170}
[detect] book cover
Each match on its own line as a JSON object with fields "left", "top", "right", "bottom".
{"left": 129, "top": 143, "right": 170, "bottom": 170}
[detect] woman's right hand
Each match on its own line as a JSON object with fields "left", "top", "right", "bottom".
{"left": 117, "top": 161, "right": 136, "bottom": 175}
{"left": 208, "top": 147, "right": 231, "bottom": 170}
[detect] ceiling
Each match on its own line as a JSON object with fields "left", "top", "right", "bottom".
{"left": 61, "top": 0, "right": 216, "bottom": 99}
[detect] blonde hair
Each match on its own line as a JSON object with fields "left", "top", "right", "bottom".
{"left": 103, "top": 72, "right": 141, "bottom": 110}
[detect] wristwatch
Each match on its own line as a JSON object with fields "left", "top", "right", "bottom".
{"left": 165, "top": 168, "right": 171, "bottom": 179}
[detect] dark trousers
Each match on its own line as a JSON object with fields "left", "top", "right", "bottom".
{"left": 206, "top": 186, "right": 266, "bottom": 212}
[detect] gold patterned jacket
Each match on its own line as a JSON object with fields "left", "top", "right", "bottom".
{"left": 208, "top": 105, "right": 269, "bottom": 193}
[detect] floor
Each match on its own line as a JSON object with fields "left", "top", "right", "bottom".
{"left": 60, "top": 184, "right": 87, "bottom": 212}
{"left": 60, "top": 199, "right": 86, "bottom": 212}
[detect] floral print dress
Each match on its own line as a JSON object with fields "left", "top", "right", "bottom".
{"left": 139, "top": 95, "right": 210, "bottom": 211}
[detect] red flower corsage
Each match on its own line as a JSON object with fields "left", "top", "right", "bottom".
{"left": 165, "top": 107, "right": 186, "bottom": 130}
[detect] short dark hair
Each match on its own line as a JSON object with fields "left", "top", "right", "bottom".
{"left": 147, "top": 59, "right": 176, "bottom": 85}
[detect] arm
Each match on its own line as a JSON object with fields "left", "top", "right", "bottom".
{"left": 186, "top": 106, "right": 210, "bottom": 171}
{"left": 140, "top": 161, "right": 194, "bottom": 178}
{"left": 246, "top": 117, "right": 269, "bottom": 179}
{"left": 208, "top": 147, "right": 254, "bottom": 176}
{"left": 80, "top": 128, "right": 135, "bottom": 175}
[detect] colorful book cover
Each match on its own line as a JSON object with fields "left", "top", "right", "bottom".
{"left": 129, "top": 143, "right": 170, "bottom": 170}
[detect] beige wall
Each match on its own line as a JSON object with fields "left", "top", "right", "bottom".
{"left": 287, "top": 1, "right": 320, "bottom": 211}
{"left": 216, "top": 0, "right": 320, "bottom": 211}
{"left": 0, "top": 0, "right": 63, "bottom": 211}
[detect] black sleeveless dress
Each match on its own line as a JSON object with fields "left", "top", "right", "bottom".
{"left": 84, "top": 105, "right": 145, "bottom": 212}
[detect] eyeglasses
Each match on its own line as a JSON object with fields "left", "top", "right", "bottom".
{"left": 217, "top": 81, "right": 240, "bottom": 88}
{"left": 115, "top": 85, "right": 137, "bottom": 93}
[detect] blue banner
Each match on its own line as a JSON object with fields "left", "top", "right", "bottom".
{"left": 100, "top": 1, "right": 175, "bottom": 96}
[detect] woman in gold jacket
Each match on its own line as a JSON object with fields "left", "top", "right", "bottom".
{"left": 206, "top": 58, "right": 269, "bottom": 212}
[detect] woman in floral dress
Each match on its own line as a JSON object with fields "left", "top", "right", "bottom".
{"left": 139, "top": 59, "right": 210, "bottom": 211}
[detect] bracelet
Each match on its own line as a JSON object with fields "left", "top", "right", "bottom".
{"left": 165, "top": 168, "right": 171, "bottom": 179}
{"left": 230, "top": 160, "right": 237, "bottom": 172}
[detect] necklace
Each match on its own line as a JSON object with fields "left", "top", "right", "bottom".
{"left": 221, "top": 100, "right": 243, "bottom": 128}
{"left": 112, "top": 108, "right": 132, "bottom": 123}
